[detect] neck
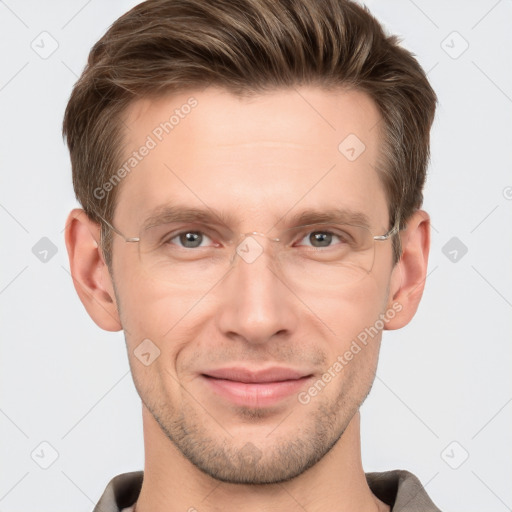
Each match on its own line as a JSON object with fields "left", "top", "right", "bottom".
{"left": 134, "top": 406, "right": 388, "bottom": 512}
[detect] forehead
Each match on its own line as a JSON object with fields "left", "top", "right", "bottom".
{"left": 115, "top": 86, "right": 388, "bottom": 230}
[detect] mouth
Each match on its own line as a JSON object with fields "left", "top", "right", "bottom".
{"left": 200, "top": 366, "right": 314, "bottom": 407}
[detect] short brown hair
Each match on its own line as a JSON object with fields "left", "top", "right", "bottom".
{"left": 63, "top": 0, "right": 437, "bottom": 270}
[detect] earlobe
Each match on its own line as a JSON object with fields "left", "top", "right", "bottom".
{"left": 64, "top": 208, "right": 122, "bottom": 332}
{"left": 384, "top": 209, "right": 430, "bottom": 330}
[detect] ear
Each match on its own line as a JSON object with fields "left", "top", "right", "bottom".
{"left": 64, "top": 208, "right": 122, "bottom": 331}
{"left": 384, "top": 209, "right": 430, "bottom": 330}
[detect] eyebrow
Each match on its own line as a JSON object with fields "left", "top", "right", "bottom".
{"left": 290, "top": 208, "right": 371, "bottom": 229}
{"left": 141, "top": 205, "right": 237, "bottom": 231}
{"left": 141, "top": 204, "right": 372, "bottom": 232}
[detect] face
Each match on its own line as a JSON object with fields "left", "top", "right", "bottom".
{"left": 108, "top": 86, "right": 399, "bottom": 484}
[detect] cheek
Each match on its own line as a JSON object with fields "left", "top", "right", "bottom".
{"left": 115, "top": 275, "right": 215, "bottom": 396}
{"left": 112, "top": 250, "right": 203, "bottom": 338}
{"left": 119, "top": 289, "right": 193, "bottom": 408}
{"left": 320, "top": 289, "right": 385, "bottom": 395}
{"left": 318, "top": 276, "right": 389, "bottom": 341}
{"left": 310, "top": 279, "right": 389, "bottom": 392}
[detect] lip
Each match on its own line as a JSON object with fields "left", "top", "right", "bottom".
{"left": 203, "top": 366, "right": 310, "bottom": 383}
{"left": 201, "top": 367, "right": 313, "bottom": 408}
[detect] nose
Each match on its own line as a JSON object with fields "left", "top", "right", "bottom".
{"left": 215, "top": 234, "right": 299, "bottom": 346}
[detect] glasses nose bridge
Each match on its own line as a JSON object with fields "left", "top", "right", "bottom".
{"left": 229, "top": 230, "right": 282, "bottom": 266}
{"left": 243, "top": 231, "right": 281, "bottom": 242}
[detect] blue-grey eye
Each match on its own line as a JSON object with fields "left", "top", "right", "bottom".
{"left": 309, "top": 232, "right": 333, "bottom": 247}
{"left": 175, "top": 231, "right": 207, "bottom": 248}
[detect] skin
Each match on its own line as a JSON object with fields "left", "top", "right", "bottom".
{"left": 65, "top": 86, "right": 430, "bottom": 512}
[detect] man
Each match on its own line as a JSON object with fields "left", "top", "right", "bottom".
{"left": 63, "top": 0, "right": 439, "bottom": 510}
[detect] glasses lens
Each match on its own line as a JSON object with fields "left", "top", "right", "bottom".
{"left": 273, "top": 223, "right": 375, "bottom": 293}
{"left": 137, "top": 223, "right": 233, "bottom": 289}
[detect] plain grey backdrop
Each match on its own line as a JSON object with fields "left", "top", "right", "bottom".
{"left": 1, "top": 0, "right": 511, "bottom": 510}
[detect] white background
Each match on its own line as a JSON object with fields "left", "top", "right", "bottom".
{"left": 1, "top": 1, "right": 511, "bottom": 510}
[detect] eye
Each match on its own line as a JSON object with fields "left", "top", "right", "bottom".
{"left": 300, "top": 231, "right": 337, "bottom": 248}
{"left": 168, "top": 230, "right": 214, "bottom": 249}
{"left": 296, "top": 228, "right": 352, "bottom": 248}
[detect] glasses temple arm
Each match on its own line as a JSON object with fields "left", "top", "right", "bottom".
{"left": 373, "top": 215, "right": 403, "bottom": 241}
{"left": 97, "top": 214, "right": 140, "bottom": 243}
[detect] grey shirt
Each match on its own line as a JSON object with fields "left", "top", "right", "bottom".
{"left": 93, "top": 469, "right": 441, "bottom": 511}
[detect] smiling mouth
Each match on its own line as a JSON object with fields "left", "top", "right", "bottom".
{"left": 200, "top": 370, "right": 313, "bottom": 408}
{"left": 201, "top": 366, "right": 312, "bottom": 383}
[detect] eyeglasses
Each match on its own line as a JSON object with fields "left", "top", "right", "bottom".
{"left": 98, "top": 214, "right": 400, "bottom": 293}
